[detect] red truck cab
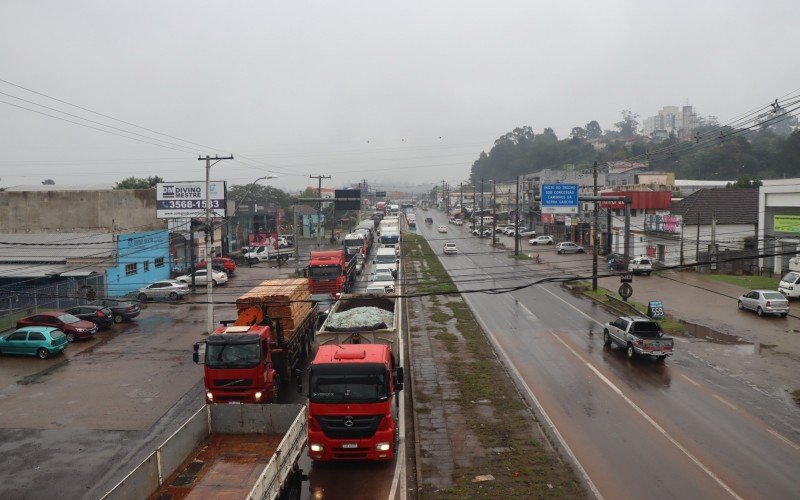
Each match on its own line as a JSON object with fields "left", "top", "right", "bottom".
{"left": 199, "top": 324, "right": 280, "bottom": 404}
{"left": 308, "top": 250, "right": 356, "bottom": 295}
{"left": 304, "top": 344, "right": 403, "bottom": 461}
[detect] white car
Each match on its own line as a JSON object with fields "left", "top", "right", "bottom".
{"left": 437, "top": 225, "right": 448, "bottom": 233}
{"left": 371, "top": 271, "right": 395, "bottom": 283}
{"left": 556, "top": 242, "right": 584, "bottom": 254}
{"left": 628, "top": 256, "right": 653, "bottom": 276}
{"left": 137, "top": 280, "right": 189, "bottom": 301}
{"left": 175, "top": 269, "right": 228, "bottom": 286}
{"left": 737, "top": 290, "right": 789, "bottom": 317}
{"left": 443, "top": 242, "right": 458, "bottom": 254}
{"left": 517, "top": 229, "right": 537, "bottom": 238}
{"left": 453, "top": 219, "right": 464, "bottom": 226}
{"left": 529, "top": 235, "right": 554, "bottom": 245}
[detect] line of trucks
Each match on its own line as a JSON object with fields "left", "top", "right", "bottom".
{"left": 105, "top": 278, "right": 403, "bottom": 498}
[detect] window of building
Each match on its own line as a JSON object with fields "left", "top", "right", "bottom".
{"left": 143, "top": 260, "right": 150, "bottom": 272}
{"left": 155, "top": 257, "right": 165, "bottom": 268}
{"left": 125, "top": 263, "right": 137, "bottom": 276}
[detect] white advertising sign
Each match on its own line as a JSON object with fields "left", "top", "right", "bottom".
{"left": 156, "top": 182, "right": 227, "bottom": 219}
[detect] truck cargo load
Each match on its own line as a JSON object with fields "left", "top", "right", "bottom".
{"left": 316, "top": 294, "right": 398, "bottom": 347}
{"left": 103, "top": 404, "right": 306, "bottom": 500}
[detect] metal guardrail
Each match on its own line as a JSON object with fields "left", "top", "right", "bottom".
{"left": 605, "top": 295, "right": 644, "bottom": 317}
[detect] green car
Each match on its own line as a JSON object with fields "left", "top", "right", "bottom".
{"left": 0, "top": 327, "right": 68, "bottom": 359}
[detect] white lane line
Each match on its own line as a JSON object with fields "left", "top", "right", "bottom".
{"left": 713, "top": 394, "right": 739, "bottom": 411}
{"left": 550, "top": 332, "right": 743, "bottom": 500}
{"left": 462, "top": 294, "right": 604, "bottom": 500}
{"left": 680, "top": 373, "right": 701, "bottom": 387}
{"left": 767, "top": 428, "right": 800, "bottom": 452}
{"left": 536, "top": 285, "right": 605, "bottom": 327}
{"left": 389, "top": 267, "right": 406, "bottom": 500}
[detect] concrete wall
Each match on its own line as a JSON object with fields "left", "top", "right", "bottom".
{"left": 0, "top": 190, "right": 166, "bottom": 233}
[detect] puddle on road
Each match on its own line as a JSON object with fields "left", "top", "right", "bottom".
{"left": 17, "top": 359, "right": 69, "bottom": 385}
{"left": 679, "top": 321, "right": 749, "bottom": 345}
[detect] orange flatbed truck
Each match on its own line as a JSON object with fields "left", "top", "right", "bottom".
{"left": 102, "top": 404, "right": 307, "bottom": 500}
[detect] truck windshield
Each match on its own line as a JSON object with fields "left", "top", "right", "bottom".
{"left": 309, "top": 265, "right": 341, "bottom": 280}
{"left": 631, "top": 321, "right": 662, "bottom": 338}
{"left": 345, "top": 238, "right": 364, "bottom": 248}
{"left": 309, "top": 363, "right": 388, "bottom": 403}
{"left": 375, "top": 254, "right": 396, "bottom": 264}
{"left": 380, "top": 235, "right": 399, "bottom": 244}
{"left": 205, "top": 342, "right": 260, "bottom": 369}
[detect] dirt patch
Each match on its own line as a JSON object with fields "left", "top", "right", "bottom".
{"left": 404, "top": 234, "right": 584, "bottom": 498}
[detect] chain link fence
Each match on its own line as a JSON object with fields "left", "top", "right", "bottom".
{"left": 0, "top": 275, "right": 106, "bottom": 332}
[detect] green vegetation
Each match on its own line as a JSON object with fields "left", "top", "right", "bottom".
{"left": 704, "top": 274, "right": 780, "bottom": 291}
{"left": 508, "top": 252, "right": 532, "bottom": 260}
{"left": 113, "top": 176, "right": 164, "bottom": 189}
{"left": 406, "top": 234, "right": 583, "bottom": 498}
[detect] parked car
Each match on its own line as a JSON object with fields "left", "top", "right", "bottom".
{"left": 628, "top": 256, "right": 654, "bottom": 276}
{"left": 16, "top": 312, "right": 98, "bottom": 342}
{"left": 517, "top": 229, "right": 537, "bottom": 238}
{"left": 137, "top": 280, "right": 190, "bottom": 302}
{"left": 277, "top": 236, "right": 289, "bottom": 248}
{"left": 529, "top": 235, "right": 555, "bottom": 245}
{"left": 503, "top": 227, "right": 517, "bottom": 236}
{"left": 437, "top": 225, "right": 448, "bottom": 233}
{"left": 556, "top": 242, "right": 585, "bottom": 254}
{"left": 495, "top": 225, "right": 511, "bottom": 234}
{"left": 471, "top": 229, "right": 492, "bottom": 237}
{"left": 778, "top": 271, "right": 800, "bottom": 299}
{"left": 452, "top": 219, "right": 464, "bottom": 226}
{"left": 443, "top": 242, "right": 458, "bottom": 254}
{"left": 175, "top": 269, "right": 229, "bottom": 286}
{"left": 0, "top": 327, "right": 68, "bottom": 359}
{"left": 606, "top": 253, "right": 626, "bottom": 271}
{"left": 88, "top": 299, "right": 141, "bottom": 323}
{"left": 64, "top": 305, "right": 114, "bottom": 329}
{"left": 737, "top": 290, "right": 789, "bottom": 317}
{"left": 279, "top": 234, "right": 295, "bottom": 247}
{"left": 198, "top": 257, "right": 237, "bottom": 275}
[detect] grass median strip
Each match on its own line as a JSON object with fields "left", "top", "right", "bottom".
{"left": 404, "top": 234, "right": 584, "bottom": 498}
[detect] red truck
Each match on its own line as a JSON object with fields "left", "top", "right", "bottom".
{"left": 307, "top": 249, "right": 357, "bottom": 295}
{"left": 194, "top": 278, "right": 317, "bottom": 404}
{"left": 300, "top": 294, "right": 404, "bottom": 461}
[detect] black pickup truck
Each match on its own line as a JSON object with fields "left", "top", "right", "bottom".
{"left": 603, "top": 316, "right": 674, "bottom": 361}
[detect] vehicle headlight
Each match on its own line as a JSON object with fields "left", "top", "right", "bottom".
{"left": 375, "top": 442, "right": 391, "bottom": 451}
{"left": 310, "top": 443, "right": 323, "bottom": 452}
{"left": 206, "top": 392, "right": 213, "bottom": 401}
{"left": 254, "top": 391, "right": 262, "bottom": 400}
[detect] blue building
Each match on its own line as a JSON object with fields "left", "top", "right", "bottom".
{"left": 107, "top": 229, "right": 171, "bottom": 297}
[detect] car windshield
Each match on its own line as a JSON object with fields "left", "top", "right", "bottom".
{"left": 57, "top": 313, "right": 82, "bottom": 324}
{"left": 205, "top": 341, "right": 260, "bottom": 369}
{"left": 376, "top": 254, "right": 396, "bottom": 264}
{"left": 51, "top": 331, "right": 66, "bottom": 341}
{"left": 345, "top": 237, "right": 364, "bottom": 248}
{"left": 309, "top": 265, "right": 341, "bottom": 280}
{"left": 309, "top": 363, "right": 389, "bottom": 403}
{"left": 631, "top": 321, "right": 662, "bottom": 338}
{"left": 763, "top": 292, "right": 786, "bottom": 300}
{"left": 781, "top": 272, "right": 799, "bottom": 282}
{"left": 372, "top": 273, "right": 393, "bottom": 281}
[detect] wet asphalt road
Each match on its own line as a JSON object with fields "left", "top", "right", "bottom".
{"left": 417, "top": 211, "right": 800, "bottom": 499}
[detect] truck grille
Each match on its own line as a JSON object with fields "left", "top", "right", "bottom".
{"left": 316, "top": 415, "right": 382, "bottom": 439}
{"left": 213, "top": 379, "right": 253, "bottom": 388}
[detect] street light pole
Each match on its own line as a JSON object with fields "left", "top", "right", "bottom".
{"left": 199, "top": 154, "right": 233, "bottom": 334}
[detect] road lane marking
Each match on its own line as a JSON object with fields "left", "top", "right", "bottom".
{"left": 680, "top": 373, "right": 701, "bottom": 387}
{"left": 767, "top": 428, "right": 800, "bottom": 452}
{"left": 713, "top": 394, "right": 739, "bottom": 411}
{"left": 389, "top": 268, "right": 406, "bottom": 500}
{"left": 550, "top": 332, "right": 743, "bottom": 500}
{"left": 461, "top": 294, "right": 604, "bottom": 500}
{"left": 536, "top": 285, "right": 605, "bottom": 327}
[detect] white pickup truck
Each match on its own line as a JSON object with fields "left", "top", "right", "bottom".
{"left": 603, "top": 316, "right": 674, "bottom": 361}
{"left": 245, "top": 245, "right": 294, "bottom": 264}
{"left": 628, "top": 256, "right": 653, "bottom": 275}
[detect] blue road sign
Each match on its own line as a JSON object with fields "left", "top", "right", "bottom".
{"left": 541, "top": 184, "right": 578, "bottom": 214}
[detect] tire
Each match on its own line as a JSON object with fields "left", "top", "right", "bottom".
{"left": 37, "top": 348, "right": 50, "bottom": 360}
{"left": 644, "top": 271, "right": 651, "bottom": 276}
{"left": 657, "top": 355, "right": 667, "bottom": 363}
{"left": 781, "top": 313, "right": 788, "bottom": 318}
{"left": 558, "top": 250, "right": 563, "bottom": 254}
{"left": 547, "top": 241, "right": 553, "bottom": 245}
{"left": 66, "top": 332, "right": 76, "bottom": 343}
{"left": 212, "top": 280, "right": 218, "bottom": 286}
{"left": 137, "top": 293, "right": 148, "bottom": 302}
{"left": 737, "top": 300, "right": 744, "bottom": 310}
{"left": 579, "top": 249, "right": 585, "bottom": 253}
{"left": 169, "top": 291, "right": 179, "bottom": 300}
{"left": 603, "top": 329, "right": 612, "bottom": 346}
{"left": 113, "top": 314, "right": 124, "bottom": 324}
{"left": 626, "top": 343, "right": 636, "bottom": 359}
{"left": 757, "top": 307, "right": 764, "bottom": 317}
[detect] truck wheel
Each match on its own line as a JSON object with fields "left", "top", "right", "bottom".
{"left": 603, "top": 329, "right": 612, "bottom": 346}
{"left": 626, "top": 343, "right": 636, "bottom": 359}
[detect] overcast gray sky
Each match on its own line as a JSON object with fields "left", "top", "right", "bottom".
{"left": 2, "top": 0, "right": 799, "bottom": 192}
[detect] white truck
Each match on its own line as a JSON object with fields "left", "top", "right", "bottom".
{"left": 246, "top": 245, "right": 294, "bottom": 264}
{"left": 102, "top": 404, "right": 306, "bottom": 500}
{"left": 628, "top": 256, "right": 654, "bottom": 275}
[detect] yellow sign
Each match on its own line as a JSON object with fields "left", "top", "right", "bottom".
{"left": 774, "top": 215, "right": 800, "bottom": 233}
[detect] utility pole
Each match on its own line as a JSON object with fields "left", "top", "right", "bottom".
{"left": 679, "top": 219, "right": 685, "bottom": 266}
{"left": 310, "top": 175, "right": 331, "bottom": 247}
{"left": 199, "top": 154, "right": 234, "bottom": 334}
{"left": 592, "top": 161, "right": 599, "bottom": 291}
{"left": 293, "top": 201, "right": 299, "bottom": 274}
{"left": 711, "top": 209, "right": 717, "bottom": 270}
{"left": 514, "top": 176, "right": 520, "bottom": 256}
{"left": 696, "top": 213, "right": 701, "bottom": 264}
{"left": 460, "top": 182, "right": 464, "bottom": 218}
{"left": 491, "top": 181, "right": 497, "bottom": 245}
{"left": 480, "top": 178, "right": 485, "bottom": 236}
{"left": 623, "top": 199, "right": 631, "bottom": 270}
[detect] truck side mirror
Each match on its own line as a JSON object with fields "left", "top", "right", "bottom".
{"left": 295, "top": 368, "right": 303, "bottom": 394}
{"left": 192, "top": 342, "right": 204, "bottom": 364}
{"left": 395, "top": 366, "right": 404, "bottom": 385}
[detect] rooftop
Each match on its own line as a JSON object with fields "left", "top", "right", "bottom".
{"left": 670, "top": 188, "right": 758, "bottom": 225}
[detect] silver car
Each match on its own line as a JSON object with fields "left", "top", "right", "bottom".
{"left": 737, "top": 290, "right": 789, "bottom": 317}
{"left": 137, "top": 280, "right": 190, "bottom": 301}
{"left": 556, "top": 242, "right": 585, "bottom": 254}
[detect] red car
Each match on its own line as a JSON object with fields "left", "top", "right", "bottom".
{"left": 16, "top": 311, "right": 98, "bottom": 342}
{"left": 198, "top": 257, "right": 237, "bottom": 275}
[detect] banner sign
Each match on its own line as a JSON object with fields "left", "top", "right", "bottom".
{"left": 645, "top": 214, "right": 682, "bottom": 234}
{"left": 774, "top": 215, "right": 800, "bottom": 233}
{"left": 157, "top": 182, "right": 227, "bottom": 219}
{"left": 541, "top": 184, "right": 578, "bottom": 214}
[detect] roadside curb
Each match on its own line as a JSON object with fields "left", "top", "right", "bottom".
{"left": 401, "top": 252, "right": 425, "bottom": 497}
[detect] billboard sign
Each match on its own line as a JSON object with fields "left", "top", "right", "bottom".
{"left": 541, "top": 184, "right": 578, "bottom": 214}
{"left": 644, "top": 214, "right": 683, "bottom": 234}
{"left": 774, "top": 215, "right": 800, "bottom": 233}
{"left": 157, "top": 182, "right": 227, "bottom": 219}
